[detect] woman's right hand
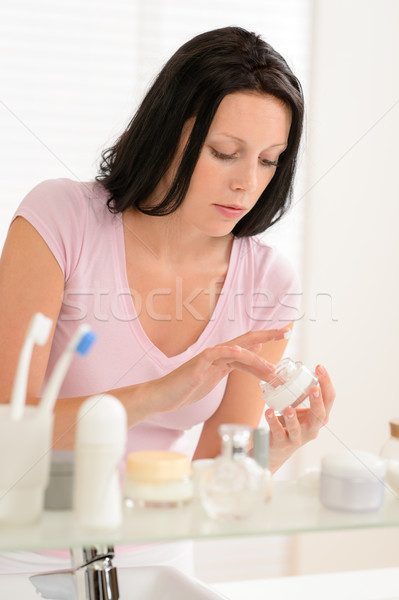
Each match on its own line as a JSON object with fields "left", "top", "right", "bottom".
{"left": 141, "top": 328, "right": 288, "bottom": 415}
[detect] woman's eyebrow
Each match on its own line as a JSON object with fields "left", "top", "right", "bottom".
{"left": 213, "top": 132, "right": 287, "bottom": 149}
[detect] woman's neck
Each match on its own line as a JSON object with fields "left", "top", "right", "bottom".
{"left": 123, "top": 208, "right": 233, "bottom": 267}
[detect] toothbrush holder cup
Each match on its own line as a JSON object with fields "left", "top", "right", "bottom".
{"left": 0, "top": 405, "right": 54, "bottom": 525}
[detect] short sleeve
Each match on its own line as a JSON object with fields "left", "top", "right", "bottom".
{"left": 246, "top": 238, "right": 302, "bottom": 329}
{"left": 11, "top": 179, "right": 88, "bottom": 281}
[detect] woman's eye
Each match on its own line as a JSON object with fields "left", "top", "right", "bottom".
{"left": 211, "top": 148, "right": 279, "bottom": 168}
{"left": 260, "top": 157, "right": 279, "bottom": 168}
{"left": 211, "top": 149, "right": 237, "bottom": 160}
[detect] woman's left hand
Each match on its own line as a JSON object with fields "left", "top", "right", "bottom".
{"left": 266, "top": 364, "right": 335, "bottom": 473}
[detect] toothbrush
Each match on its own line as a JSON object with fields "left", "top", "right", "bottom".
{"left": 9, "top": 312, "right": 53, "bottom": 420}
{"left": 39, "top": 324, "right": 96, "bottom": 415}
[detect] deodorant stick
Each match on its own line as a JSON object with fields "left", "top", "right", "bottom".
{"left": 73, "top": 394, "right": 127, "bottom": 530}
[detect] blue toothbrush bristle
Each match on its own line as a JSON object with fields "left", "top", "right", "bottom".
{"left": 76, "top": 331, "right": 96, "bottom": 355}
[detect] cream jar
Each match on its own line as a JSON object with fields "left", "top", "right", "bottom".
{"left": 320, "top": 450, "right": 386, "bottom": 512}
{"left": 124, "top": 451, "right": 193, "bottom": 508}
{"left": 260, "top": 358, "right": 318, "bottom": 414}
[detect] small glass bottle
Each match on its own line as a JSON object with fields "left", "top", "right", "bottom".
{"left": 260, "top": 357, "right": 318, "bottom": 414}
{"left": 199, "top": 424, "right": 264, "bottom": 519}
{"left": 123, "top": 451, "right": 193, "bottom": 508}
{"left": 380, "top": 418, "right": 399, "bottom": 496}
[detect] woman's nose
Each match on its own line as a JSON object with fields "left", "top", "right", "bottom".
{"left": 230, "top": 162, "right": 258, "bottom": 193}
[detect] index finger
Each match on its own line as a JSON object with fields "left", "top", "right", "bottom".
{"left": 202, "top": 344, "right": 276, "bottom": 379}
{"left": 224, "top": 328, "right": 291, "bottom": 349}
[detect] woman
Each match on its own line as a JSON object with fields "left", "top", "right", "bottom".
{"left": 0, "top": 26, "right": 334, "bottom": 476}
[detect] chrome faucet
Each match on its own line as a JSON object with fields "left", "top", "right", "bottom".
{"left": 29, "top": 545, "right": 119, "bottom": 600}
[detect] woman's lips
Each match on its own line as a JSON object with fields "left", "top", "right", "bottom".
{"left": 214, "top": 204, "right": 246, "bottom": 219}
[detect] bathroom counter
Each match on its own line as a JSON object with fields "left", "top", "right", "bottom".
{"left": 1, "top": 481, "right": 399, "bottom": 552}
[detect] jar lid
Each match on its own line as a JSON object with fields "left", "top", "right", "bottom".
{"left": 126, "top": 451, "right": 191, "bottom": 483}
{"left": 321, "top": 450, "right": 385, "bottom": 479}
{"left": 389, "top": 418, "right": 399, "bottom": 439}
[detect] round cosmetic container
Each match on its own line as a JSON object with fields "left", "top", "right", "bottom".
{"left": 320, "top": 450, "right": 386, "bottom": 512}
{"left": 124, "top": 451, "right": 193, "bottom": 508}
{"left": 260, "top": 358, "right": 318, "bottom": 414}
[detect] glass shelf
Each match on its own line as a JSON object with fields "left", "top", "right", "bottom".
{"left": 1, "top": 481, "right": 399, "bottom": 552}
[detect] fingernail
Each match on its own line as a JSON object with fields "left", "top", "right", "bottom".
{"left": 283, "top": 330, "right": 291, "bottom": 340}
{"left": 286, "top": 408, "right": 295, "bottom": 419}
{"left": 312, "top": 388, "right": 320, "bottom": 398}
{"left": 316, "top": 364, "right": 326, "bottom": 376}
{"left": 266, "top": 409, "right": 274, "bottom": 420}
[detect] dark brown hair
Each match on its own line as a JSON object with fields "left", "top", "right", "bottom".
{"left": 96, "top": 26, "right": 304, "bottom": 236}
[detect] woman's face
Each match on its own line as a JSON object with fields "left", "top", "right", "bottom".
{"left": 176, "top": 91, "right": 292, "bottom": 238}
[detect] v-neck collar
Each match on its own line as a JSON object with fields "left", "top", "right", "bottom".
{"left": 112, "top": 214, "right": 240, "bottom": 369}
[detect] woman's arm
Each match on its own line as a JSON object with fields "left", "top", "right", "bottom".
{"left": 49, "top": 335, "right": 287, "bottom": 450}
{"left": 0, "top": 217, "right": 64, "bottom": 400}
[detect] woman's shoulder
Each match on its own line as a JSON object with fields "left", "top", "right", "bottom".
{"left": 233, "top": 236, "right": 301, "bottom": 327}
{"left": 16, "top": 178, "right": 114, "bottom": 231}
{"left": 13, "top": 178, "right": 111, "bottom": 280}
{"left": 235, "top": 235, "right": 298, "bottom": 285}
{"left": 19, "top": 178, "right": 107, "bottom": 210}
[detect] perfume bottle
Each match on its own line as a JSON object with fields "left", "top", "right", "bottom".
{"left": 199, "top": 424, "right": 264, "bottom": 519}
{"left": 260, "top": 357, "right": 318, "bottom": 414}
{"left": 380, "top": 418, "right": 399, "bottom": 496}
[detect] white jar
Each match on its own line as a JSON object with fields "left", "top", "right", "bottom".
{"left": 124, "top": 451, "right": 193, "bottom": 508}
{"left": 260, "top": 358, "right": 318, "bottom": 414}
{"left": 320, "top": 450, "right": 385, "bottom": 512}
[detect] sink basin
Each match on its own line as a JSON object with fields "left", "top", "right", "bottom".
{"left": 0, "top": 564, "right": 228, "bottom": 599}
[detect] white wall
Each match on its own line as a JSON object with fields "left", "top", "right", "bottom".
{"left": 294, "top": 0, "right": 399, "bottom": 575}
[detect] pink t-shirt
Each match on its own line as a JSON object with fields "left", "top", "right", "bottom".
{"left": 14, "top": 178, "right": 301, "bottom": 457}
